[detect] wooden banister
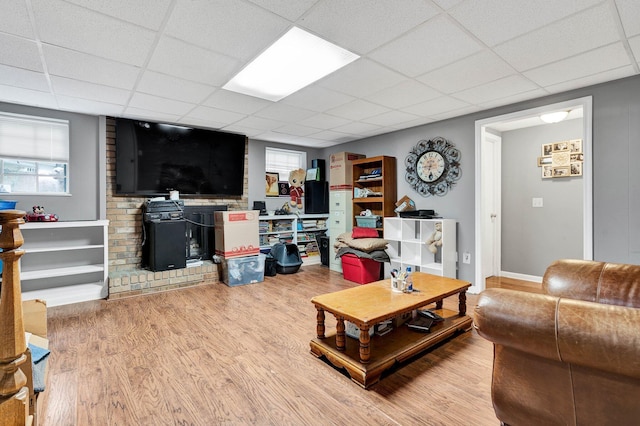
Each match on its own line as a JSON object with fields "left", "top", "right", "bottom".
{"left": 0, "top": 210, "right": 29, "bottom": 425}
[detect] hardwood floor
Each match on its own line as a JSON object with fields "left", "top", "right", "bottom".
{"left": 37, "top": 267, "right": 538, "bottom": 425}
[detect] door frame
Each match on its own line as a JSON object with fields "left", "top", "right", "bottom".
{"left": 474, "top": 96, "right": 593, "bottom": 293}
{"left": 480, "top": 129, "right": 501, "bottom": 280}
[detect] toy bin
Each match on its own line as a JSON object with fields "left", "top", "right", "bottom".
{"left": 270, "top": 243, "right": 302, "bottom": 274}
{"left": 355, "top": 215, "right": 381, "bottom": 228}
{"left": 341, "top": 254, "right": 381, "bottom": 284}
{"left": 221, "top": 254, "right": 265, "bottom": 286}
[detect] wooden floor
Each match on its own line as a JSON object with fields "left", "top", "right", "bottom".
{"left": 37, "top": 268, "right": 537, "bottom": 425}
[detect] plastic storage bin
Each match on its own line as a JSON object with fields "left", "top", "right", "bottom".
{"left": 341, "top": 253, "right": 381, "bottom": 284}
{"left": 270, "top": 243, "right": 302, "bottom": 274}
{"left": 355, "top": 215, "right": 381, "bottom": 228}
{"left": 222, "top": 254, "right": 265, "bottom": 286}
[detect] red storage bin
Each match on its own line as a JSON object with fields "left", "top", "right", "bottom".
{"left": 341, "top": 254, "right": 381, "bottom": 284}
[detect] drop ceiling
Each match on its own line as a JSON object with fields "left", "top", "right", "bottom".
{"left": 1, "top": 0, "right": 638, "bottom": 148}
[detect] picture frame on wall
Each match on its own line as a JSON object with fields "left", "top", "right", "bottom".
{"left": 542, "top": 165, "right": 553, "bottom": 178}
{"left": 569, "top": 139, "right": 582, "bottom": 153}
{"left": 266, "top": 172, "right": 279, "bottom": 196}
{"left": 570, "top": 162, "right": 582, "bottom": 176}
{"left": 278, "top": 181, "right": 290, "bottom": 196}
{"left": 542, "top": 143, "right": 553, "bottom": 156}
{"left": 537, "top": 156, "right": 552, "bottom": 166}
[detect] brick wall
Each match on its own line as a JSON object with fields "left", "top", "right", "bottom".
{"left": 105, "top": 117, "right": 248, "bottom": 298}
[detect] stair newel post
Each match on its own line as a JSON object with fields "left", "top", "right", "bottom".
{"left": 0, "top": 209, "right": 28, "bottom": 425}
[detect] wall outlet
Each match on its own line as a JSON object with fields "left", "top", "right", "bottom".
{"left": 463, "top": 252, "right": 471, "bottom": 264}
{"left": 532, "top": 197, "right": 543, "bottom": 207}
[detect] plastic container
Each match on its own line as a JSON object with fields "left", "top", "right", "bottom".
{"left": 270, "top": 243, "right": 302, "bottom": 274}
{"left": 221, "top": 254, "right": 265, "bottom": 286}
{"left": 354, "top": 215, "right": 381, "bottom": 228}
{"left": 341, "top": 254, "right": 381, "bottom": 284}
{"left": 0, "top": 200, "right": 17, "bottom": 210}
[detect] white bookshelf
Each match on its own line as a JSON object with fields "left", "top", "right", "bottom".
{"left": 383, "top": 217, "right": 457, "bottom": 279}
{"left": 258, "top": 214, "right": 329, "bottom": 265}
{"left": 2, "top": 220, "right": 110, "bottom": 307}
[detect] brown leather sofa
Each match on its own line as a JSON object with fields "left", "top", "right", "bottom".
{"left": 474, "top": 259, "right": 640, "bottom": 425}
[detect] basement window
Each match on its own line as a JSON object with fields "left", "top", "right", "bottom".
{"left": 0, "top": 112, "right": 69, "bottom": 194}
{"left": 265, "top": 147, "right": 306, "bottom": 182}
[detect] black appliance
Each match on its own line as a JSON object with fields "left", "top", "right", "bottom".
{"left": 399, "top": 210, "right": 437, "bottom": 219}
{"left": 145, "top": 219, "right": 187, "bottom": 272}
{"left": 115, "top": 117, "right": 246, "bottom": 197}
{"left": 318, "top": 235, "right": 330, "bottom": 267}
{"left": 311, "top": 159, "right": 326, "bottom": 181}
{"left": 183, "top": 205, "right": 227, "bottom": 260}
{"left": 304, "top": 181, "right": 329, "bottom": 213}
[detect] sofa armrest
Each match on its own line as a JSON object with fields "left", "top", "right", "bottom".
{"left": 474, "top": 288, "right": 640, "bottom": 379}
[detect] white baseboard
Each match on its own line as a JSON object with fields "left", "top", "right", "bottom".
{"left": 500, "top": 271, "right": 542, "bottom": 283}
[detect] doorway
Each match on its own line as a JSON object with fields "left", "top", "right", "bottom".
{"left": 473, "top": 97, "right": 593, "bottom": 293}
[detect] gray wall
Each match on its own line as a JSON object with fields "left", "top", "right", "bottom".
{"left": 501, "top": 119, "right": 583, "bottom": 276}
{"left": 0, "top": 101, "right": 101, "bottom": 220}
{"left": 321, "top": 74, "right": 640, "bottom": 285}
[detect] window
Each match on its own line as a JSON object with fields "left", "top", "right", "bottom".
{"left": 265, "top": 147, "right": 306, "bottom": 183}
{"left": 0, "top": 112, "right": 69, "bottom": 194}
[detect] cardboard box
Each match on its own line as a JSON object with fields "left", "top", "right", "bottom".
{"left": 329, "top": 152, "right": 365, "bottom": 190}
{"left": 221, "top": 254, "right": 265, "bottom": 286}
{"left": 214, "top": 210, "right": 260, "bottom": 258}
{"left": 394, "top": 195, "right": 416, "bottom": 213}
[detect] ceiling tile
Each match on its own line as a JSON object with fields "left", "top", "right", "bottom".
{"left": 203, "top": 89, "right": 271, "bottom": 115}
{"left": 298, "top": 113, "right": 350, "bottom": 130}
{"left": 184, "top": 105, "right": 246, "bottom": 125}
{"left": 147, "top": 36, "right": 240, "bottom": 86}
{"left": 332, "top": 121, "right": 381, "bottom": 135}
{"left": 615, "top": 0, "right": 640, "bottom": 37}
{"left": 232, "top": 115, "right": 286, "bottom": 132}
{"left": 0, "top": 33, "right": 43, "bottom": 72}
{"left": 428, "top": 105, "right": 481, "bottom": 122}
{"left": 122, "top": 107, "right": 182, "bottom": 123}
{"left": 0, "top": 84, "right": 57, "bottom": 109}
{"left": 387, "top": 116, "right": 434, "bottom": 130}
{"left": 477, "top": 88, "right": 549, "bottom": 110}
{"left": 432, "top": 0, "right": 465, "bottom": 10}
{"left": 362, "top": 110, "right": 422, "bottom": 127}
{"left": 43, "top": 45, "right": 140, "bottom": 89}
{"left": 0, "top": 0, "right": 34, "bottom": 38}
{"left": 280, "top": 85, "right": 354, "bottom": 112}
{"left": 453, "top": 75, "right": 539, "bottom": 104}
{"left": 524, "top": 43, "right": 631, "bottom": 87}
{"left": 299, "top": 0, "right": 438, "bottom": 54}
{"left": 137, "top": 71, "right": 215, "bottom": 104}
{"left": 317, "top": 58, "right": 405, "bottom": 98}
{"left": 364, "top": 80, "right": 441, "bottom": 109}
{"left": 629, "top": 35, "right": 640, "bottom": 63}
{"left": 494, "top": 3, "right": 620, "bottom": 71}
{"left": 0, "top": 64, "right": 49, "bottom": 92}
{"left": 56, "top": 95, "right": 124, "bottom": 116}
{"left": 308, "top": 129, "right": 355, "bottom": 142}
{"left": 246, "top": 0, "right": 317, "bottom": 21}
{"left": 64, "top": 0, "right": 172, "bottom": 30}
{"left": 326, "top": 99, "right": 390, "bottom": 121}
{"left": 255, "top": 103, "right": 316, "bottom": 122}
{"left": 32, "top": 0, "right": 157, "bottom": 67}
{"left": 164, "top": 0, "right": 289, "bottom": 61}
{"left": 402, "top": 95, "right": 471, "bottom": 117}
{"left": 449, "top": 0, "right": 602, "bottom": 46}
{"left": 418, "top": 50, "right": 515, "bottom": 94}
{"left": 51, "top": 76, "right": 130, "bottom": 105}
{"left": 544, "top": 66, "right": 636, "bottom": 94}
{"left": 369, "top": 15, "right": 483, "bottom": 77}
{"left": 272, "top": 123, "right": 319, "bottom": 137}
{"left": 128, "top": 92, "right": 195, "bottom": 116}
{"left": 220, "top": 123, "right": 264, "bottom": 137}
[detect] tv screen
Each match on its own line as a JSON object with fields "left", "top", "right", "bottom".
{"left": 115, "top": 118, "right": 246, "bottom": 197}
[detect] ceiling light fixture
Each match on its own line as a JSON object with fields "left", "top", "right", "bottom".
{"left": 223, "top": 27, "right": 359, "bottom": 102}
{"left": 540, "top": 110, "right": 570, "bottom": 123}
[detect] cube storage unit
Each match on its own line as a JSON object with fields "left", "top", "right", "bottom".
{"left": 341, "top": 253, "right": 381, "bottom": 284}
{"left": 221, "top": 254, "right": 266, "bottom": 286}
{"left": 383, "top": 217, "right": 457, "bottom": 278}
{"left": 270, "top": 243, "right": 302, "bottom": 274}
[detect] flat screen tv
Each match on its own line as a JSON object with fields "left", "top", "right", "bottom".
{"left": 115, "top": 118, "right": 246, "bottom": 197}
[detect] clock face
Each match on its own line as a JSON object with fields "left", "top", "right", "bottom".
{"left": 417, "top": 151, "right": 445, "bottom": 182}
{"left": 405, "top": 137, "right": 461, "bottom": 197}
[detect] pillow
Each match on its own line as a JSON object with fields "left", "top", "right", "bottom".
{"left": 352, "top": 227, "right": 379, "bottom": 239}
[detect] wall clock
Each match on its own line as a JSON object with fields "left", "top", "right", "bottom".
{"left": 405, "top": 136, "right": 461, "bottom": 197}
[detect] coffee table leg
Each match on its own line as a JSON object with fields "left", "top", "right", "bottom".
{"left": 316, "top": 307, "right": 325, "bottom": 339}
{"left": 336, "top": 318, "right": 346, "bottom": 351}
{"left": 458, "top": 290, "right": 467, "bottom": 316}
{"left": 435, "top": 300, "right": 443, "bottom": 310}
{"left": 359, "top": 327, "right": 371, "bottom": 364}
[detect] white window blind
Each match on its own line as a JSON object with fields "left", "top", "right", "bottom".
{"left": 265, "top": 147, "right": 305, "bottom": 182}
{"left": 0, "top": 112, "right": 69, "bottom": 162}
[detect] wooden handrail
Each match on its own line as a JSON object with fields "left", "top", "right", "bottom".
{"left": 0, "top": 210, "right": 29, "bottom": 425}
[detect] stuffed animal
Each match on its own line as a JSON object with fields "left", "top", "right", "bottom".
{"left": 288, "top": 168, "right": 306, "bottom": 209}
{"left": 426, "top": 222, "right": 442, "bottom": 254}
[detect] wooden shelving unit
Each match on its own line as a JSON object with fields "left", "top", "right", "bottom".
{"left": 351, "top": 155, "right": 397, "bottom": 232}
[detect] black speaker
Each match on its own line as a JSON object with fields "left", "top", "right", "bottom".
{"left": 147, "top": 220, "right": 187, "bottom": 272}
{"left": 318, "top": 235, "right": 330, "bottom": 266}
{"left": 311, "top": 159, "right": 326, "bottom": 181}
{"left": 304, "top": 181, "right": 329, "bottom": 213}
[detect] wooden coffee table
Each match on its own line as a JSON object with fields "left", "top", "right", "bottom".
{"left": 309, "top": 272, "right": 472, "bottom": 388}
